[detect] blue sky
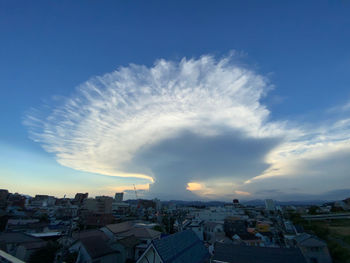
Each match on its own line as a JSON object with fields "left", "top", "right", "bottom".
{"left": 1, "top": 1, "right": 350, "bottom": 200}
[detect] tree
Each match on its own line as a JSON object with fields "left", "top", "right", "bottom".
{"left": 153, "top": 225, "right": 164, "bottom": 233}
{"left": 29, "top": 241, "right": 59, "bottom": 263}
{"left": 308, "top": 206, "right": 319, "bottom": 215}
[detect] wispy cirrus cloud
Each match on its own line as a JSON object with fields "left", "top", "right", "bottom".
{"left": 24, "top": 55, "right": 350, "bottom": 200}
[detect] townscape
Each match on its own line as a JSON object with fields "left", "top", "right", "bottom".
{"left": 0, "top": 189, "right": 350, "bottom": 263}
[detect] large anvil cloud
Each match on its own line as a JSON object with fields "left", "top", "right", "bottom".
{"left": 25, "top": 55, "right": 350, "bottom": 199}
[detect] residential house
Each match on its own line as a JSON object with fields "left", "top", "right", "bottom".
{"left": 70, "top": 235, "right": 122, "bottom": 263}
{"left": 137, "top": 230, "right": 210, "bottom": 263}
{"left": 101, "top": 221, "right": 161, "bottom": 259}
{"left": 0, "top": 232, "right": 46, "bottom": 261}
{"left": 211, "top": 242, "right": 307, "bottom": 263}
{"left": 203, "top": 222, "right": 224, "bottom": 243}
{"left": 295, "top": 233, "right": 332, "bottom": 263}
{"left": 112, "top": 235, "right": 141, "bottom": 263}
{"left": 184, "top": 220, "right": 204, "bottom": 241}
{"left": 224, "top": 216, "right": 247, "bottom": 238}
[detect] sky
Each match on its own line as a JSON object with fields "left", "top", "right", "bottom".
{"left": 1, "top": 0, "right": 350, "bottom": 201}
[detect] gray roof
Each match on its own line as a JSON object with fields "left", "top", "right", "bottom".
{"left": 72, "top": 229, "right": 109, "bottom": 241}
{"left": 80, "top": 236, "right": 119, "bottom": 259}
{"left": 118, "top": 235, "right": 141, "bottom": 248}
{"left": 106, "top": 221, "right": 134, "bottom": 234}
{"left": 152, "top": 229, "right": 210, "bottom": 263}
{"left": 294, "top": 233, "right": 326, "bottom": 247}
{"left": 0, "top": 233, "right": 41, "bottom": 244}
{"left": 118, "top": 227, "right": 161, "bottom": 239}
{"left": 213, "top": 243, "right": 307, "bottom": 263}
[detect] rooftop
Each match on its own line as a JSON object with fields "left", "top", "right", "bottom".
{"left": 213, "top": 243, "right": 306, "bottom": 263}
{"left": 152, "top": 229, "right": 210, "bottom": 263}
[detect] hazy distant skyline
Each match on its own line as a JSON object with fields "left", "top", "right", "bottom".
{"left": 1, "top": 1, "right": 350, "bottom": 201}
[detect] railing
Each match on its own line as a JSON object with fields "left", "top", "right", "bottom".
{"left": 0, "top": 250, "right": 25, "bottom": 263}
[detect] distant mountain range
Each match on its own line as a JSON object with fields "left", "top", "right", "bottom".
{"left": 125, "top": 199, "right": 332, "bottom": 207}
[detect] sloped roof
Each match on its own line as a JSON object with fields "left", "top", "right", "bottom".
{"left": 152, "top": 229, "right": 210, "bottom": 263}
{"left": 204, "top": 222, "right": 223, "bottom": 228}
{"left": 295, "top": 233, "right": 326, "bottom": 247}
{"left": 118, "top": 235, "right": 141, "bottom": 248}
{"left": 21, "top": 241, "right": 47, "bottom": 250}
{"left": 72, "top": 229, "right": 109, "bottom": 241}
{"left": 118, "top": 228, "right": 161, "bottom": 239}
{"left": 106, "top": 221, "right": 135, "bottom": 234}
{"left": 80, "top": 236, "right": 119, "bottom": 259}
{"left": 213, "top": 243, "right": 306, "bottom": 263}
{"left": 0, "top": 233, "right": 41, "bottom": 244}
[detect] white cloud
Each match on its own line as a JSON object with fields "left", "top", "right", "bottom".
{"left": 25, "top": 56, "right": 278, "bottom": 180}
{"left": 25, "top": 55, "right": 350, "bottom": 200}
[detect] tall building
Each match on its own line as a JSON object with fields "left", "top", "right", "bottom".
{"left": 84, "top": 196, "right": 114, "bottom": 214}
{"left": 114, "top": 192, "right": 124, "bottom": 202}
{"left": 153, "top": 198, "right": 161, "bottom": 211}
{"left": 265, "top": 199, "right": 276, "bottom": 211}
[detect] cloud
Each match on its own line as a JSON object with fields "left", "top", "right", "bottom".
{"left": 234, "top": 190, "right": 251, "bottom": 196}
{"left": 24, "top": 54, "right": 350, "bottom": 200}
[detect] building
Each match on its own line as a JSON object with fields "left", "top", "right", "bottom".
{"left": 203, "top": 221, "right": 225, "bottom": 243}
{"left": 102, "top": 221, "right": 161, "bottom": 259}
{"left": 224, "top": 217, "right": 247, "bottom": 238}
{"left": 114, "top": 193, "right": 124, "bottom": 202}
{"left": 184, "top": 220, "right": 204, "bottom": 241}
{"left": 84, "top": 196, "right": 113, "bottom": 214}
{"left": 70, "top": 235, "right": 122, "bottom": 263}
{"left": 113, "top": 235, "right": 141, "bottom": 263}
{"left": 0, "top": 232, "right": 47, "bottom": 262}
{"left": 153, "top": 198, "right": 161, "bottom": 211}
{"left": 295, "top": 233, "right": 332, "bottom": 263}
{"left": 74, "top": 193, "right": 88, "bottom": 205}
{"left": 265, "top": 199, "right": 276, "bottom": 211}
{"left": 30, "top": 195, "right": 56, "bottom": 207}
{"left": 0, "top": 189, "right": 9, "bottom": 209}
{"left": 212, "top": 243, "right": 307, "bottom": 263}
{"left": 136, "top": 230, "right": 210, "bottom": 263}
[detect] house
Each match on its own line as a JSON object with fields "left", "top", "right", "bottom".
{"left": 232, "top": 232, "right": 262, "bottom": 246}
{"left": 211, "top": 242, "right": 307, "bottom": 263}
{"left": 59, "top": 229, "right": 110, "bottom": 249}
{"left": 0, "top": 232, "right": 46, "bottom": 261}
{"left": 203, "top": 222, "right": 224, "bottom": 243}
{"left": 184, "top": 220, "right": 204, "bottom": 240}
{"left": 112, "top": 235, "right": 141, "bottom": 263}
{"left": 102, "top": 221, "right": 161, "bottom": 259}
{"left": 137, "top": 229, "right": 210, "bottom": 263}
{"left": 70, "top": 235, "right": 122, "bottom": 263}
{"left": 295, "top": 233, "right": 332, "bottom": 263}
{"left": 102, "top": 221, "right": 161, "bottom": 244}
{"left": 223, "top": 217, "right": 247, "bottom": 238}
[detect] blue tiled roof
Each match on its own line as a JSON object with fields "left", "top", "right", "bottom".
{"left": 152, "top": 230, "right": 209, "bottom": 263}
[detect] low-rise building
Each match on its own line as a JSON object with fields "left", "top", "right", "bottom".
{"left": 212, "top": 242, "right": 307, "bottom": 263}
{"left": 295, "top": 233, "right": 332, "bottom": 263}
{"left": 136, "top": 230, "right": 210, "bottom": 263}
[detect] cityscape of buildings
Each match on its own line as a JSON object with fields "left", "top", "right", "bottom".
{"left": 0, "top": 188, "right": 349, "bottom": 262}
